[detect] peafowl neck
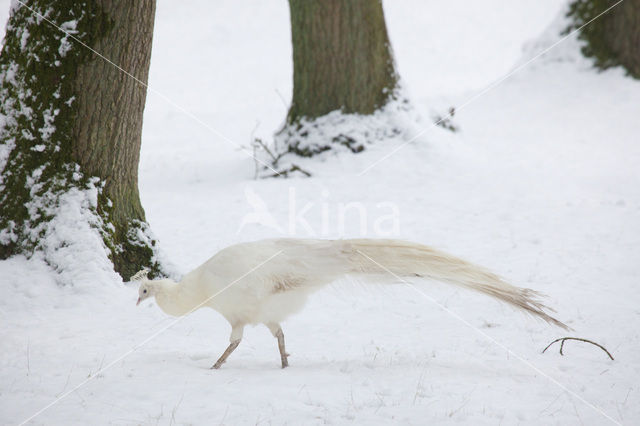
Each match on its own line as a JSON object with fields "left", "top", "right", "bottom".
{"left": 153, "top": 279, "right": 202, "bottom": 317}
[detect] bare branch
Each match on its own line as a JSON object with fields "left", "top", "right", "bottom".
{"left": 252, "top": 137, "right": 282, "bottom": 164}
{"left": 264, "top": 163, "right": 312, "bottom": 179}
{"left": 542, "top": 337, "right": 614, "bottom": 360}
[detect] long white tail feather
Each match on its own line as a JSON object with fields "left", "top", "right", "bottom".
{"left": 338, "top": 239, "right": 570, "bottom": 330}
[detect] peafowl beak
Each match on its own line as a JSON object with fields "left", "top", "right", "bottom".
{"left": 136, "top": 297, "right": 141, "bottom": 306}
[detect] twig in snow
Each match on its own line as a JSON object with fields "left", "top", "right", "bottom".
{"left": 570, "top": 398, "right": 584, "bottom": 426}
{"left": 169, "top": 393, "right": 184, "bottom": 426}
{"left": 413, "top": 372, "right": 425, "bottom": 405}
{"left": 249, "top": 121, "right": 261, "bottom": 180}
{"left": 264, "top": 163, "right": 311, "bottom": 178}
{"left": 252, "top": 137, "right": 283, "bottom": 165}
{"left": 542, "top": 337, "right": 614, "bottom": 360}
{"left": 57, "top": 366, "right": 74, "bottom": 397}
{"left": 374, "top": 392, "right": 385, "bottom": 413}
{"left": 448, "top": 396, "right": 470, "bottom": 418}
{"left": 251, "top": 134, "right": 314, "bottom": 178}
{"left": 251, "top": 137, "right": 284, "bottom": 178}
{"left": 433, "top": 106, "right": 459, "bottom": 133}
{"left": 218, "top": 406, "right": 229, "bottom": 426}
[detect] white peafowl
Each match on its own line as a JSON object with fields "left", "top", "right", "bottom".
{"left": 133, "top": 238, "right": 569, "bottom": 369}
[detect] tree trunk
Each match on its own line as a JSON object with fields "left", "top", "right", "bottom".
{"left": 286, "top": 0, "right": 398, "bottom": 123}
{"left": 72, "top": 1, "right": 156, "bottom": 278}
{"left": 567, "top": 0, "right": 640, "bottom": 78}
{"left": 0, "top": 0, "right": 160, "bottom": 281}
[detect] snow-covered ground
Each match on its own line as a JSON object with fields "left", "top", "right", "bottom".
{"left": 1, "top": 1, "right": 639, "bottom": 424}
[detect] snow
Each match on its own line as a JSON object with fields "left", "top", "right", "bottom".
{"left": 0, "top": 135, "right": 13, "bottom": 188}
{"left": 59, "top": 20, "right": 77, "bottom": 32}
{"left": 21, "top": 177, "right": 119, "bottom": 287}
{"left": 267, "top": 94, "right": 418, "bottom": 172}
{"left": 1, "top": 0, "right": 639, "bottom": 425}
{"left": 57, "top": 34, "right": 72, "bottom": 57}
{"left": 18, "top": 25, "right": 25, "bottom": 49}
{"left": 36, "top": 106, "right": 57, "bottom": 140}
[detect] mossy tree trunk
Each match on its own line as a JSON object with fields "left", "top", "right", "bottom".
{"left": 0, "top": 0, "right": 160, "bottom": 281}
{"left": 567, "top": 0, "right": 640, "bottom": 78}
{"left": 286, "top": 0, "right": 398, "bottom": 124}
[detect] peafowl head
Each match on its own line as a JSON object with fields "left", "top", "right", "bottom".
{"left": 130, "top": 268, "right": 153, "bottom": 306}
{"left": 136, "top": 281, "right": 156, "bottom": 305}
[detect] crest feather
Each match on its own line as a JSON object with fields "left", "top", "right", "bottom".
{"left": 130, "top": 268, "right": 150, "bottom": 282}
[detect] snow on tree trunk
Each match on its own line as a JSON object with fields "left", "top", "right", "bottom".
{"left": 567, "top": 0, "right": 640, "bottom": 79}
{"left": 0, "top": 0, "right": 163, "bottom": 282}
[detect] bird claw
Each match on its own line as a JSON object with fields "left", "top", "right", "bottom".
{"left": 211, "top": 359, "right": 225, "bottom": 369}
{"left": 281, "top": 353, "right": 290, "bottom": 368}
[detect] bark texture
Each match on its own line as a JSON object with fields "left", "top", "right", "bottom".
{"left": 0, "top": 0, "right": 159, "bottom": 280}
{"left": 74, "top": 1, "right": 154, "bottom": 226}
{"left": 286, "top": 0, "right": 398, "bottom": 123}
{"left": 567, "top": 0, "right": 640, "bottom": 78}
{"left": 72, "top": 1, "right": 156, "bottom": 277}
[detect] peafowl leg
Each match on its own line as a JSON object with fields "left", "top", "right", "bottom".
{"left": 211, "top": 340, "right": 239, "bottom": 369}
{"left": 211, "top": 324, "right": 244, "bottom": 369}
{"left": 266, "top": 323, "right": 290, "bottom": 368}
